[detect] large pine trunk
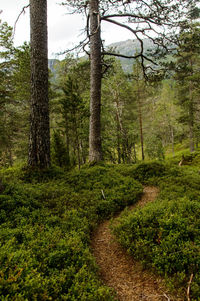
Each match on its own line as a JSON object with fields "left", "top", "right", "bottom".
{"left": 89, "top": 0, "right": 103, "bottom": 162}
{"left": 28, "top": 0, "right": 50, "bottom": 168}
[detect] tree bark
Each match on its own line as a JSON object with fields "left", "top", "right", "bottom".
{"left": 133, "top": 142, "right": 137, "bottom": 163}
{"left": 138, "top": 93, "right": 145, "bottom": 161}
{"left": 171, "top": 126, "right": 175, "bottom": 156}
{"left": 65, "top": 116, "right": 70, "bottom": 163}
{"left": 116, "top": 116, "right": 121, "bottom": 164}
{"left": 28, "top": 0, "right": 50, "bottom": 168}
{"left": 89, "top": 0, "right": 103, "bottom": 162}
{"left": 189, "top": 81, "right": 195, "bottom": 153}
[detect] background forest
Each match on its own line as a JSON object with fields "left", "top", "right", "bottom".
{"left": 1, "top": 16, "right": 200, "bottom": 168}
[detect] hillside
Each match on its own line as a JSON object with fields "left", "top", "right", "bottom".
{"left": 48, "top": 38, "right": 156, "bottom": 74}
{"left": 107, "top": 38, "right": 155, "bottom": 72}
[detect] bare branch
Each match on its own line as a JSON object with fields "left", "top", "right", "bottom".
{"left": 163, "top": 293, "right": 171, "bottom": 301}
{"left": 103, "top": 52, "right": 140, "bottom": 59}
{"left": 58, "top": 37, "right": 89, "bottom": 56}
{"left": 187, "top": 274, "right": 194, "bottom": 301}
{"left": 102, "top": 51, "right": 157, "bottom": 66}
{"left": 102, "top": 18, "right": 143, "bottom": 36}
{"left": 101, "top": 13, "right": 170, "bottom": 26}
{"left": 13, "top": 5, "right": 30, "bottom": 39}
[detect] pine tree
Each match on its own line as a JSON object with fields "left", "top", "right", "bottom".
{"left": 63, "top": 0, "right": 195, "bottom": 163}
{"left": 0, "top": 19, "right": 15, "bottom": 165}
{"left": 174, "top": 23, "right": 200, "bottom": 152}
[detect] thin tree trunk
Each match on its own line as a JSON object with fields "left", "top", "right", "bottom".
{"left": 133, "top": 142, "right": 137, "bottom": 163}
{"left": 189, "top": 123, "right": 195, "bottom": 152}
{"left": 138, "top": 97, "right": 145, "bottom": 161}
{"left": 114, "top": 95, "right": 128, "bottom": 162}
{"left": 189, "top": 81, "right": 195, "bottom": 153}
{"left": 89, "top": 0, "right": 103, "bottom": 162}
{"left": 116, "top": 116, "right": 121, "bottom": 164}
{"left": 74, "top": 117, "right": 81, "bottom": 170}
{"left": 171, "top": 126, "right": 175, "bottom": 157}
{"left": 28, "top": 0, "right": 50, "bottom": 168}
{"left": 65, "top": 116, "right": 70, "bottom": 164}
{"left": 8, "top": 147, "right": 13, "bottom": 167}
{"left": 80, "top": 140, "right": 86, "bottom": 164}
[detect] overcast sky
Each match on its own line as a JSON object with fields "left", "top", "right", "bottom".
{"left": 1, "top": 0, "right": 133, "bottom": 58}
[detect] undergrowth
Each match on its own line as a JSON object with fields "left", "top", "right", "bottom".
{"left": 113, "top": 161, "right": 200, "bottom": 300}
{"left": 0, "top": 164, "right": 142, "bottom": 300}
{"left": 1, "top": 158, "right": 200, "bottom": 300}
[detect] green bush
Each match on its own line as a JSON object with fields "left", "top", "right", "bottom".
{"left": 51, "top": 130, "right": 70, "bottom": 168}
{"left": 0, "top": 164, "right": 142, "bottom": 300}
{"left": 113, "top": 162, "right": 200, "bottom": 300}
{"left": 115, "top": 162, "right": 166, "bottom": 184}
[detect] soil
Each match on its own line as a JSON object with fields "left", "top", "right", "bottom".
{"left": 91, "top": 187, "right": 182, "bottom": 301}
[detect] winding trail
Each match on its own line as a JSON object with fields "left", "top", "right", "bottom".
{"left": 91, "top": 187, "right": 181, "bottom": 301}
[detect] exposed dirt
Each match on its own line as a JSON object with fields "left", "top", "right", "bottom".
{"left": 91, "top": 187, "right": 182, "bottom": 301}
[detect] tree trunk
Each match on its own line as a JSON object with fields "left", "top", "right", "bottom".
{"left": 28, "top": 0, "right": 50, "bottom": 168}
{"left": 138, "top": 94, "right": 145, "bottom": 161}
{"left": 171, "top": 126, "right": 175, "bottom": 157}
{"left": 74, "top": 115, "right": 81, "bottom": 170}
{"left": 189, "top": 123, "right": 195, "bottom": 152}
{"left": 189, "top": 81, "right": 195, "bottom": 153}
{"left": 65, "top": 116, "right": 70, "bottom": 164}
{"left": 8, "top": 148, "right": 13, "bottom": 167}
{"left": 116, "top": 116, "right": 121, "bottom": 164}
{"left": 89, "top": 0, "right": 103, "bottom": 162}
{"left": 133, "top": 142, "right": 137, "bottom": 163}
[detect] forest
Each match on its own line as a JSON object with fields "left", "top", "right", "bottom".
{"left": 0, "top": 0, "right": 200, "bottom": 300}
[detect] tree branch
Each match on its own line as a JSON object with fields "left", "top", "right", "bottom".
{"left": 102, "top": 17, "right": 153, "bottom": 36}
{"left": 101, "top": 13, "right": 170, "bottom": 26}
{"left": 13, "top": 5, "right": 30, "bottom": 39}
{"left": 58, "top": 37, "right": 89, "bottom": 56}
{"left": 187, "top": 274, "right": 194, "bottom": 301}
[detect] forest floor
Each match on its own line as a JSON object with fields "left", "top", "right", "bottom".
{"left": 91, "top": 187, "right": 182, "bottom": 301}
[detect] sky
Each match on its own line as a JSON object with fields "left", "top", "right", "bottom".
{"left": 0, "top": 0, "right": 133, "bottom": 59}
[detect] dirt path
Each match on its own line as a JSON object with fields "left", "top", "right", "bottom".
{"left": 91, "top": 187, "right": 181, "bottom": 301}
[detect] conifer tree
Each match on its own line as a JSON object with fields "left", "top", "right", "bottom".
{"left": 174, "top": 23, "right": 200, "bottom": 152}
{"left": 0, "top": 19, "right": 15, "bottom": 165}
{"left": 63, "top": 0, "right": 195, "bottom": 163}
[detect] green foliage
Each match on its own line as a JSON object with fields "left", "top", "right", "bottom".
{"left": 113, "top": 197, "right": 200, "bottom": 298}
{"left": 51, "top": 57, "right": 90, "bottom": 168}
{"left": 0, "top": 20, "right": 14, "bottom": 166}
{"left": 117, "top": 161, "right": 166, "bottom": 184}
{"left": 145, "top": 134, "right": 165, "bottom": 160}
{"left": 113, "top": 162, "right": 200, "bottom": 299}
{"left": 174, "top": 22, "right": 200, "bottom": 152}
{"left": 0, "top": 19, "right": 31, "bottom": 166}
{"left": 101, "top": 60, "right": 139, "bottom": 163}
{"left": 0, "top": 165, "right": 142, "bottom": 299}
{"left": 51, "top": 130, "right": 70, "bottom": 167}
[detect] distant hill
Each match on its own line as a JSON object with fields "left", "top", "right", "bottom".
{"left": 48, "top": 59, "right": 59, "bottom": 74}
{"left": 48, "top": 38, "right": 157, "bottom": 76}
{"left": 106, "top": 38, "right": 155, "bottom": 72}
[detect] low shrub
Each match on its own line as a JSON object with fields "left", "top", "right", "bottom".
{"left": 0, "top": 164, "right": 142, "bottom": 300}
{"left": 113, "top": 162, "right": 200, "bottom": 300}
